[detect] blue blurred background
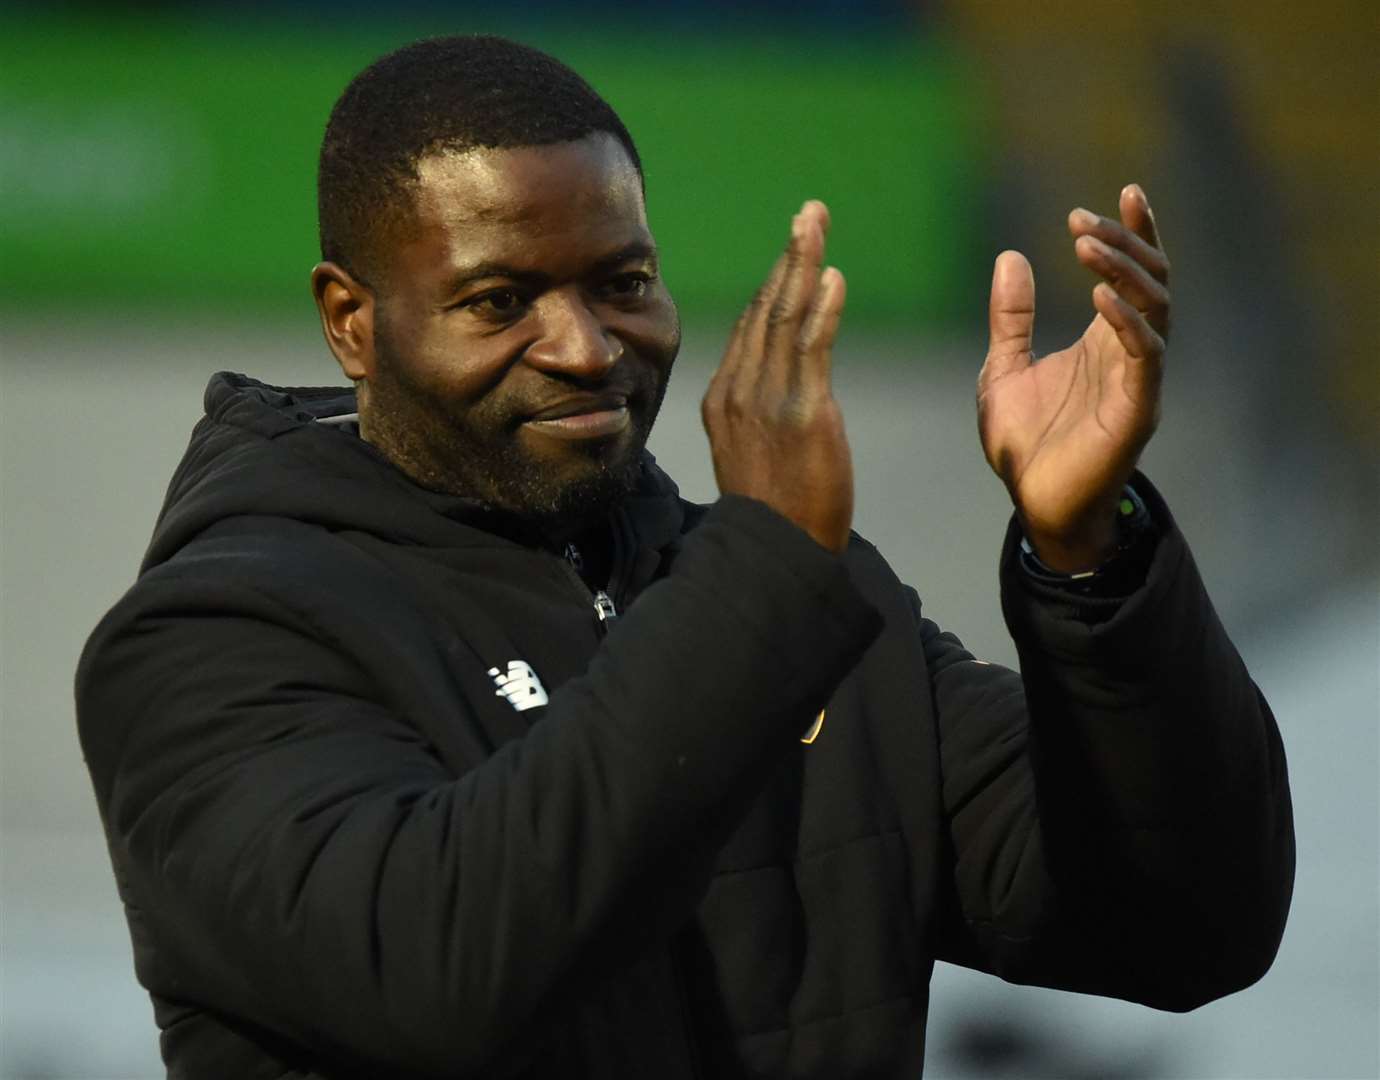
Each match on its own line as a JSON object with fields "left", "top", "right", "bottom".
{"left": 2, "top": 2, "right": 1376, "bottom": 1076}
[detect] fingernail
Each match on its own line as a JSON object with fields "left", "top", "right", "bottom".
{"left": 1071, "top": 208, "right": 1097, "bottom": 228}
{"left": 791, "top": 213, "right": 805, "bottom": 239}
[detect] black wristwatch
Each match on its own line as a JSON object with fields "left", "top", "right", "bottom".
{"left": 1018, "top": 484, "right": 1157, "bottom": 598}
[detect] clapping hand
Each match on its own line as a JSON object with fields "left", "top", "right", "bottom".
{"left": 703, "top": 201, "right": 853, "bottom": 554}
{"left": 978, "top": 184, "right": 1170, "bottom": 572}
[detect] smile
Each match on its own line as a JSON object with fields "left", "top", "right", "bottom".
{"left": 523, "top": 405, "right": 631, "bottom": 441}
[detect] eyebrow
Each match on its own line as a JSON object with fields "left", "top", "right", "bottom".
{"left": 590, "top": 241, "right": 659, "bottom": 275}
{"left": 440, "top": 241, "right": 658, "bottom": 297}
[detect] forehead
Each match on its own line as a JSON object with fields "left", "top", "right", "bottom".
{"left": 414, "top": 134, "right": 642, "bottom": 221}
{"left": 399, "top": 135, "right": 649, "bottom": 268}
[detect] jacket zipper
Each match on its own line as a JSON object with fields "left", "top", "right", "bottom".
{"left": 607, "top": 506, "right": 637, "bottom": 613}
{"left": 568, "top": 530, "right": 699, "bottom": 1073}
{"left": 562, "top": 541, "right": 618, "bottom": 633}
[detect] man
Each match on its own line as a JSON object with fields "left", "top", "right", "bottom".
{"left": 76, "top": 35, "right": 1293, "bottom": 1078}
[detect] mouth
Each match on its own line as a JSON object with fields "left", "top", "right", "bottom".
{"left": 522, "top": 393, "right": 632, "bottom": 441}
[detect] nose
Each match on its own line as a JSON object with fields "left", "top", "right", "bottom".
{"left": 523, "top": 288, "right": 623, "bottom": 379}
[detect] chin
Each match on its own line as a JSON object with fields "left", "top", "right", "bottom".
{"left": 486, "top": 439, "right": 646, "bottom": 525}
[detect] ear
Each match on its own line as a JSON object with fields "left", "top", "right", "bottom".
{"left": 311, "top": 261, "right": 376, "bottom": 381}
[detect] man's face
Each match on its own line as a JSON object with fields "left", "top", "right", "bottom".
{"left": 360, "top": 134, "right": 680, "bottom": 524}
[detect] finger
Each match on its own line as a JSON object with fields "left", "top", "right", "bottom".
{"left": 1068, "top": 205, "right": 1169, "bottom": 285}
{"left": 715, "top": 202, "right": 823, "bottom": 415}
{"left": 1074, "top": 233, "right": 1171, "bottom": 336}
{"left": 722, "top": 299, "right": 752, "bottom": 371}
{"left": 981, "top": 250, "right": 1035, "bottom": 387}
{"left": 721, "top": 247, "right": 790, "bottom": 388}
{"left": 728, "top": 202, "right": 823, "bottom": 392}
{"left": 761, "top": 202, "right": 827, "bottom": 373}
{"left": 1092, "top": 281, "right": 1166, "bottom": 371}
{"left": 795, "top": 265, "right": 846, "bottom": 393}
{"left": 705, "top": 310, "right": 745, "bottom": 417}
{"left": 1119, "top": 182, "right": 1163, "bottom": 254}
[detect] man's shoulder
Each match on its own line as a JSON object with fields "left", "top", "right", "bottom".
{"left": 150, "top": 516, "right": 360, "bottom": 583}
{"left": 79, "top": 516, "right": 455, "bottom": 707}
{"left": 98, "top": 517, "right": 385, "bottom": 645}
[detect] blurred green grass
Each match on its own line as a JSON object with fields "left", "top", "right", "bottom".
{"left": 1, "top": 15, "right": 991, "bottom": 326}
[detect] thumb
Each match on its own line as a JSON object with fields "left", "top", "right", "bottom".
{"left": 982, "top": 250, "right": 1036, "bottom": 383}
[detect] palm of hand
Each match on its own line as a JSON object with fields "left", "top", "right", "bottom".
{"left": 976, "top": 188, "right": 1169, "bottom": 570}
{"left": 979, "top": 313, "right": 1156, "bottom": 542}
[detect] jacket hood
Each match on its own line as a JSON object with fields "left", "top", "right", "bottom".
{"left": 142, "top": 371, "right": 683, "bottom": 575}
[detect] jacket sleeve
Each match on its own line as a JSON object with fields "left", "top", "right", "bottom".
{"left": 75, "top": 497, "right": 882, "bottom": 1076}
{"left": 924, "top": 477, "right": 1294, "bottom": 1011}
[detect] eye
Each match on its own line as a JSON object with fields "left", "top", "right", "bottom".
{"left": 463, "top": 288, "right": 530, "bottom": 320}
{"left": 600, "top": 273, "right": 650, "bottom": 301}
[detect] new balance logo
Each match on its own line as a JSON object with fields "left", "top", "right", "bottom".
{"left": 488, "top": 661, "right": 549, "bottom": 712}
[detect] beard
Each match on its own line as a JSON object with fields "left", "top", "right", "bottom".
{"left": 362, "top": 323, "right": 669, "bottom": 529}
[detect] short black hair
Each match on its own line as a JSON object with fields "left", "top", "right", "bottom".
{"left": 318, "top": 35, "right": 642, "bottom": 283}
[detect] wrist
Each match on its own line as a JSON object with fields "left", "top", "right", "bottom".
{"left": 1024, "top": 532, "right": 1117, "bottom": 575}
{"left": 1022, "top": 506, "right": 1120, "bottom": 574}
{"left": 1020, "top": 486, "right": 1155, "bottom": 589}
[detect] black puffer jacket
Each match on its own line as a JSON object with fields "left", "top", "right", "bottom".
{"left": 76, "top": 372, "right": 1294, "bottom": 1078}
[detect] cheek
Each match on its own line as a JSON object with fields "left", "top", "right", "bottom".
{"left": 628, "top": 292, "right": 681, "bottom": 368}
{"left": 387, "top": 323, "right": 505, "bottom": 403}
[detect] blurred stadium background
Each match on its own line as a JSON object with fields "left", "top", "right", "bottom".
{"left": 1, "top": 2, "right": 1375, "bottom": 1076}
